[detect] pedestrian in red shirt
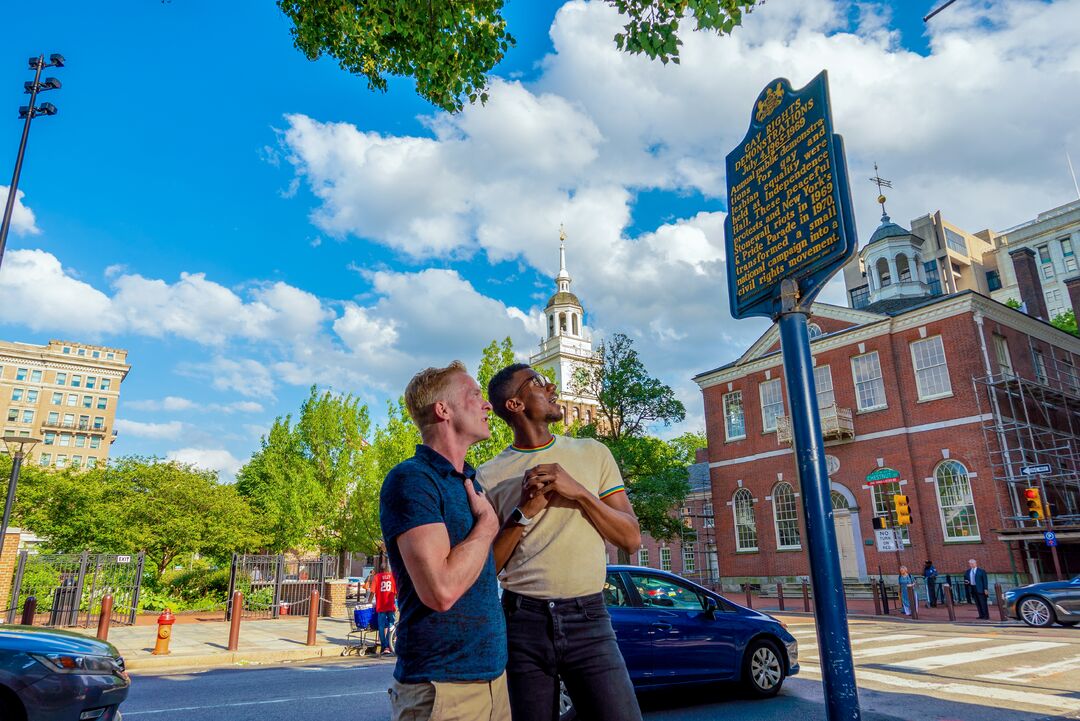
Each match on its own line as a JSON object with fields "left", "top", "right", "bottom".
{"left": 373, "top": 558, "right": 397, "bottom": 655}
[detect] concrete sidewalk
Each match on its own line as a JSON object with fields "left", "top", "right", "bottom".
{"left": 68, "top": 616, "right": 378, "bottom": 673}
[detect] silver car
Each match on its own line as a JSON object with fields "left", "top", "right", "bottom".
{"left": 0, "top": 625, "right": 129, "bottom": 720}
{"left": 1003, "top": 574, "right": 1080, "bottom": 628}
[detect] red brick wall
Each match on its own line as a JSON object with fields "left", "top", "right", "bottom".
{"left": 0, "top": 531, "right": 21, "bottom": 614}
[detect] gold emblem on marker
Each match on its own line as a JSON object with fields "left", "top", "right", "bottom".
{"left": 755, "top": 82, "right": 785, "bottom": 122}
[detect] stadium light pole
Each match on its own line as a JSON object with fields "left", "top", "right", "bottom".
{"left": 0, "top": 53, "right": 64, "bottom": 271}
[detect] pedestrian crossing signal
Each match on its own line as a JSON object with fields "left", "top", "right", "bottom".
{"left": 893, "top": 494, "right": 911, "bottom": 526}
{"left": 1024, "top": 488, "right": 1044, "bottom": 520}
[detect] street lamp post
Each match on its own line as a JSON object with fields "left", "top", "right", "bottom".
{"left": 0, "top": 436, "right": 41, "bottom": 563}
{"left": 0, "top": 53, "right": 64, "bottom": 271}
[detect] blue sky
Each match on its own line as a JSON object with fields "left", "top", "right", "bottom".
{"left": 2, "top": 1, "right": 1078, "bottom": 478}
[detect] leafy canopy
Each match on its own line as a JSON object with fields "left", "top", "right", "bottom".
{"left": 278, "top": 0, "right": 760, "bottom": 112}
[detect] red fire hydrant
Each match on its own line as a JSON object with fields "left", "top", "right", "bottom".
{"left": 152, "top": 609, "right": 176, "bottom": 655}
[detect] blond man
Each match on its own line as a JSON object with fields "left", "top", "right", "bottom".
{"left": 380, "top": 361, "right": 510, "bottom": 721}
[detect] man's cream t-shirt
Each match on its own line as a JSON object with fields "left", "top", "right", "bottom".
{"left": 476, "top": 435, "right": 625, "bottom": 599}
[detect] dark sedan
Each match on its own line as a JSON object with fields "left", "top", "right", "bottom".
{"left": 0, "top": 625, "right": 129, "bottom": 721}
{"left": 560, "top": 566, "right": 799, "bottom": 719}
{"left": 1003, "top": 574, "right": 1080, "bottom": 627}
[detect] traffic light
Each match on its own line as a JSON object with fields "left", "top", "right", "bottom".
{"left": 1024, "top": 488, "right": 1044, "bottom": 520}
{"left": 872, "top": 516, "right": 889, "bottom": 530}
{"left": 893, "top": 494, "right": 912, "bottom": 526}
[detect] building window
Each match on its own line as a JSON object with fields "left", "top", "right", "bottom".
{"left": 51, "top": 392, "right": 62, "bottom": 405}
{"left": 723, "top": 391, "right": 745, "bottom": 440}
{"left": 910, "top": 336, "right": 952, "bottom": 400}
{"left": 924, "top": 260, "right": 942, "bottom": 296}
{"left": 39, "top": 453, "right": 51, "bottom": 467}
{"left": 21, "top": 410, "right": 33, "bottom": 424}
{"left": 1046, "top": 289, "right": 1065, "bottom": 318}
{"left": 66, "top": 394, "right": 77, "bottom": 406}
{"left": 92, "top": 350, "right": 101, "bottom": 359}
{"left": 86, "top": 377, "right": 96, "bottom": 390}
{"left": 772, "top": 482, "right": 801, "bottom": 549}
{"left": 1037, "top": 244, "right": 1055, "bottom": 279}
{"left": 759, "top": 379, "right": 784, "bottom": 432}
{"left": 100, "top": 378, "right": 111, "bottom": 391}
{"left": 849, "top": 285, "right": 870, "bottom": 309}
{"left": 15, "top": 368, "right": 27, "bottom": 381}
{"left": 87, "top": 457, "right": 97, "bottom": 468}
{"left": 56, "top": 454, "right": 68, "bottom": 468}
{"left": 63, "top": 413, "right": 74, "bottom": 425}
{"left": 26, "top": 390, "right": 38, "bottom": 403}
{"left": 1062, "top": 238, "right": 1077, "bottom": 273}
{"left": 71, "top": 375, "right": 82, "bottom": 388}
{"left": 5, "top": 410, "right": 16, "bottom": 423}
{"left": 77, "top": 348, "right": 86, "bottom": 356}
{"left": 851, "top": 351, "right": 887, "bottom": 411}
{"left": 62, "top": 346, "right": 71, "bottom": 354}
{"left": 682, "top": 545, "right": 695, "bottom": 573}
{"left": 75, "top": 435, "right": 86, "bottom": 448}
{"left": 82, "top": 395, "right": 92, "bottom": 408}
{"left": 703, "top": 501, "right": 714, "bottom": 529}
{"left": 97, "top": 397, "right": 107, "bottom": 410}
{"left": 72, "top": 455, "right": 82, "bottom": 467}
{"left": 935, "top": 460, "right": 980, "bottom": 541}
{"left": 944, "top": 228, "right": 967, "bottom": 254}
{"left": 30, "top": 370, "right": 42, "bottom": 382}
{"left": 11, "top": 388, "right": 23, "bottom": 402}
{"left": 814, "top": 365, "right": 835, "bottom": 408}
{"left": 638, "top": 548, "right": 649, "bottom": 567}
{"left": 871, "top": 481, "right": 910, "bottom": 544}
{"left": 1060, "top": 356, "right": 1079, "bottom": 394}
{"left": 47, "top": 412, "right": 58, "bottom": 424}
{"left": 107, "top": 353, "right": 115, "bottom": 360}
{"left": 90, "top": 436, "right": 100, "bottom": 449}
{"left": 808, "top": 323, "right": 823, "bottom": 338}
{"left": 733, "top": 488, "right": 757, "bottom": 551}
{"left": 78, "top": 415, "right": 89, "bottom": 428}
{"left": 93, "top": 416, "right": 105, "bottom": 430}
{"left": 660, "top": 547, "right": 672, "bottom": 571}
{"left": 830, "top": 491, "right": 850, "bottom": 510}
{"left": 44, "top": 431, "right": 55, "bottom": 445}
{"left": 56, "top": 372, "right": 66, "bottom": 385}
{"left": 993, "top": 335, "right": 1012, "bottom": 374}
{"left": 1033, "top": 350, "right": 1048, "bottom": 385}
{"left": 59, "top": 434, "right": 71, "bottom": 447}
{"left": 986, "top": 270, "right": 1002, "bottom": 291}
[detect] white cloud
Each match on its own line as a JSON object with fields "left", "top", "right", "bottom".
{"left": 0, "top": 249, "right": 117, "bottom": 333}
{"left": 0, "top": 186, "right": 40, "bottom": 236}
{"left": 181, "top": 357, "right": 277, "bottom": 399}
{"left": 114, "top": 419, "right": 185, "bottom": 439}
{"left": 166, "top": 447, "right": 244, "bottom": 482}
{"left": 126, "top": 396, "right": 263, "bottom": 414}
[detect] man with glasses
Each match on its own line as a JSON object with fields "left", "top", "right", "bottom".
{"left": 476, "top": 364, "right": 643, "bottom": 721}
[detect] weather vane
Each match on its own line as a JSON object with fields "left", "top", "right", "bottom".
{"left": 868, "top": 162, "right": 892, "bottom": 217}
{"left": 559, "top": 223, "right": 566, "bottom": 243}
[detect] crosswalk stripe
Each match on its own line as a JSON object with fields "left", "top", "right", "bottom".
{"left": 851, "top": 636, "right": 983, "bottom": 659}
{"left": 976, "top": 653, "right": 1080, "bottom": 681}
{"left": 889, "top": 641, "right": 1067, "bottom": 671}
{"left": 799, "top": 633, "right": 924, "bottom": 654}
{"left": 798, "top": 663, "right": 1080, "bottom": 712}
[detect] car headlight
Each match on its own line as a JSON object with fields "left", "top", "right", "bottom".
{"left": 786, "top": 639, "right": 798, "bottom": 664}
{"left": 1003, "top": 590, "right": 1017, "bottom": 599}
{"left": 31, "top": 652, "right": 120, "bottom": 675}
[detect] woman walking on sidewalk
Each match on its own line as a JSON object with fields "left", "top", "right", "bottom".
{"left": 898, "top": 566, "right": 918, "bottom": 616}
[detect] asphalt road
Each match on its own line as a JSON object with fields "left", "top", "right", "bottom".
{"left": 120, "top": 618, "right": 1079, "bottom": 721}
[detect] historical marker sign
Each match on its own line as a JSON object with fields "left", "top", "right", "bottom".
{"left": 725, "top": 70, "right": 857, "bottom": 319}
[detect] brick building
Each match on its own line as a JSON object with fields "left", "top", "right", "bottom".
{"left": 694, "top": 216, "right": 1080, "bottom": 587}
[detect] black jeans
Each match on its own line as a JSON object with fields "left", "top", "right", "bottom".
{"left": 972, "top": 589, "right": 990, "bottom": 618}
{"left": 502, "top": 590, "right": 642, "bottom": 721}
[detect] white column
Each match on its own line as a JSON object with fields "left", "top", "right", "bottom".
{"left": 887, "top": 256, "right": 899, "bottom": 286}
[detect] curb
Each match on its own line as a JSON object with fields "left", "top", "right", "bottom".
{"left": 124, "top": 644, "right": 364, "bottom": 673}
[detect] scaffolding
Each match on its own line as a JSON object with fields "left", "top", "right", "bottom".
{"left": 973, "top": 335, "right": 1080, "bottom": 580}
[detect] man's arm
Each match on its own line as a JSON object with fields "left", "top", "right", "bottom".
{"left": 525, "top": 464, "right": 641, "bottom": 554}
{"left": 397, "top": 479, "right": 499, "bottom": 613}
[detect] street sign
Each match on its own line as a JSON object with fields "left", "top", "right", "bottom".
{"left": 875, "top": 528, "right": 903, "bottom": 552}
{"left": 866, "top": 467, "right": 901, "bottom": 485}
{"left": 1020, "top": 464, "right": 1052, "bottom": 476}
{"left": 116, "top": 555, "right": 132, "bottom": 564}
{"left": 1044, "top": 530, "right": 1058, "bottom": 547}
{"left": 725, "top": 70, "right": 857, "bottom": 319}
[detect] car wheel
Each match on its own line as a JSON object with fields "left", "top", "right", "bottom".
{"left": 558, "top": 678, "right": 577, "bottom": 721}
{"left": 1018, "top": 596, "right": 1056, "bottom": 627}
{"left": 743, "top": 638, "right": 786, "bottom": 698}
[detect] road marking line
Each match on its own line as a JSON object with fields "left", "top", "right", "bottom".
{"left": 890, "top": 641, "right": 1067, "bottom": 671}
{"left": 121, "top": 690, "right": 386, "bottom": 715}
{"left": 799, "top": 633, "right": 925, "bottom": 654}
{"left": 976, "top": 653, "right": 1080, "bottom": 681}
{"left": 797, "top": 664, "right": 1080, "bottom": 712}
{"left": 852, "top": 636, "right": 984, "bottom": 659}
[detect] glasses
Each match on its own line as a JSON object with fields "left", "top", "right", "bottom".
{"left": 514, "top": 373, "right": 549, "bottom": 397}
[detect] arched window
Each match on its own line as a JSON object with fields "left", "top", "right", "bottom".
{"left": 876, "top": 257, "right": 891, "bottom": 287}
{"left": 572, "top": 314, "right": 579, "bottom": 336}
{"left": 571, "top": 407, "right": 579, "bottom": 421}
{"left": 585, "top": 409, "right": 592, "bottom": 424}
{"left": 559, "top": 312, "right": 567, "bottom": 333}
{"left": 935, "top": 460, "right": 980, "bottom": 540}
{"left": 830, "top": 491, "right": 850, "bottom": 510}
{"left": 896, "top": 253, "right": 911, "bottom": 281}
{"left": 733, "top": 489, "right": 757, "bottom": 551}
{"left": 548, "top": 314, "right": 555, "bottom": 338}
{"left": 871, "top": 480, "right": 909, "bottom": 544}
{"left": 772, "top": 482, "right": 801, "bottom": 549}
{"left": 808, "top": 323, "right": 823, "bottom": 339}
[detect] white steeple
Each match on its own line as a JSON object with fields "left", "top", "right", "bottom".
{"left": 556, "top": 224, "right": 572, "bottom": 293}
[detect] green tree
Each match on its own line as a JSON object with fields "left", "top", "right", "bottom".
{"left": 15, "top": 457, "right": 263, "bottom": 579}
{"left": 1051, "top": 309, "right": 1078, "bottom": 336}
{"left": 278, "top": 0, "right": 759, "bottom": 113}
{"left": 573, "top": 332, "right": 686, "bottom": 439}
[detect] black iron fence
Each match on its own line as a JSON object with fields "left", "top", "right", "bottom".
{"left": 225, "top": 554, "right": 337, "bottom": 620}
{"left": 6, "top": 550, "right": 145, "bottom": 627}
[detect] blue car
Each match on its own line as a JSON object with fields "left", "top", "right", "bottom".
{"left": 560, "top": 565, "right": 799, "bottom": 719}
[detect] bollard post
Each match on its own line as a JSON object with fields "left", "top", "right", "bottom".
{"left": 777, "top": 583, "right": 785, "bottom": 611}
{"left": 96, "top": 594, "right": 113, "bottom": 641}
{"left": 909, "top": 585, "right": 919, "bottom": 620}
{"left": 744, "top": 583, "right": 753, "bottom": 609}
{"left": 944, "top": 584, "right": 956, "bottom": 621}
{"left": 152, "top": 609, "right": 175, "bottom": 655}
{"left": 306, "top": 590, "right": 319, "bottom": 647}
{"left": 802, "top": 580, "right": 810, "bottom": 612}
{"left": 995, "top": 583, "right": 1007, "bottom": 622}
{"left": 871, "top": 582, "right": 881, "bottom": 616}
{"left": 228, "top": 591, "right": 243, "bottom": 651}
{"left": 880, "top": 579, "right": 890, "bottom": 615}
{"left": 19, "top": 595, "right": 36, "bottom": 626}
